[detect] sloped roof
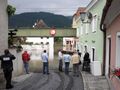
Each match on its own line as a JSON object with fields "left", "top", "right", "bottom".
{"left": 73, "top": 7, "right": 86, "bottom": 17}
{"left": 35, "top": 19, "right": 48, "bottom": 28}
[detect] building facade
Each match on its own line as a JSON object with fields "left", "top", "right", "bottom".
{"left": 101, "top": 0, "right": 120, "bottom": 89}
{"left": 0, "top": 0, "right": 8, "bottom": 89}
{"left": 73, "top": 0, "right": 106, "bottom": 75}
{"left": 72, "top": 7, "right": 86, "bottom": 51}
{"left": 0, "top": 0, "right": 8, "bottom": 54}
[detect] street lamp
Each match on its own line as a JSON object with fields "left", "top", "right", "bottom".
{"left": 80, "top": 12, "right": 93, "bottom": 23}
{"left": 80, "top": 12, "right": 86, "bottom": 22}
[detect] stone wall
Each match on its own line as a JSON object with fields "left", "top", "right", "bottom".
{"left": 0, "top": 0, "right": 8, "bottom": 54}
{"left": 0, "top": 0, "right": 8, "bottom": 89}
{"left": 10, "top": 49, "right": 24, "bottom": 77}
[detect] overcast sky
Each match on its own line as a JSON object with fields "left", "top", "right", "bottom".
{"left": 8, "top": 0, "right": 91, "bottom": 16}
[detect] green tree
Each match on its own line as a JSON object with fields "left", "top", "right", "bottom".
{"left": 7, "top": 5, "right": 16, "bottom": 17}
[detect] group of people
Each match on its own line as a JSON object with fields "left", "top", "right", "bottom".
{"left": 0, "top": 49, "right": 90, "bottom": 89}
{"left": 0, "top": 49, "right": 31, "bottom": 89}
{"left": 22, "top": 50, "right": 50, "bottom": 75}
{"left": 0, "top": 49, "right": 49, "bottom": 89}
{"left": 58, "top": 49, "right": 80, "bottom": 76}
{"left": 58, "top": 49, "right": 91, "bottom": 76}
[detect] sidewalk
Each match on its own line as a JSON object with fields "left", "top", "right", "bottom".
{"left": 81, "top": 71, "right": 111, "bottom": 90}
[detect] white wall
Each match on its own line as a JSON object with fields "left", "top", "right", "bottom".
{"left": 10, "top": 49, "right": 24, "bottom": 77}
{"left": 22, "top": 37, "right": 54, "bottom": 61}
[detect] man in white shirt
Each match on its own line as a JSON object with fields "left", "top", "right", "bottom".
{"left": 63, "top": 51, "right": 71, "bottom": 75}
{"left": 41, "top": 50, "right": 49, "bottom": 75}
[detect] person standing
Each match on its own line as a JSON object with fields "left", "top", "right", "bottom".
{"left": 71, "top": 51, "right": 80, "bottom": 77}
{"left": 22, "top": 51, "right": 30, "bottom": 74}
{"left": 63, "top": 51, "right": 71, "bottom": 75}
{"left": 41, "top": 50, "right": 49, "bottom": 75}
{"left": 77, "top": 49, "right": 81, "bottom": 57}
{"left": 77, "top": 49, "right": 82, "bottom": 65}
{"left": 82, "top": 52, "right": 90, "bottom": 72}
{"left": 58, "top": 49, "right": 63, "bottom": 72}
{"left": 0, "top": 49, "right": 16, "bottom": 89}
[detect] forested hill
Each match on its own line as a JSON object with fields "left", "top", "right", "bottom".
{"left": 8, "top": 12, "right": 72, "bottom": 28}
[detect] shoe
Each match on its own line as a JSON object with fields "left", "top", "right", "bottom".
{"left": 6, "top": 85, "right": 14, "bottom": 89}
{"left": 43, "top": 72, "right": 45, "bottom": 74}
{"left": 47, "top": 73, "right": 50, "bottom": 75}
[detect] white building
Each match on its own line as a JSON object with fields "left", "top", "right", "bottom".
{"left": 22, "top": 37, "right": 54, "bottom": 61}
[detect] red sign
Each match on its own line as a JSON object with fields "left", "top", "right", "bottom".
{"left": 50, "top": 29, "right": 56, "bottom": 36}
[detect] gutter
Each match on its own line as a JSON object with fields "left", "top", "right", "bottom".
{"left": 85, "top": 0, "right": 98, "bottom": 11}
{"left": 100, "top": 0, "right": 113, "bottom": 75}
{"left": 100, "top": 0, "right": 113, "bottom": 31}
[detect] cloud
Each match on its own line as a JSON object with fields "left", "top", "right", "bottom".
{"left": 8, "top": 0, "right": 91, "bottom": 16}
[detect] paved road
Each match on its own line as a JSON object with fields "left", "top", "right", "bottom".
{"left": 10, "top": 69, "right": 84, "bottom": 90}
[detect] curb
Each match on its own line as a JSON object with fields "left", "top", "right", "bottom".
{"left": 106, "top": 76, "right": 114, "bottom": 90}
{"left": 80, "top": 71, "right": 89, "bottom": 90}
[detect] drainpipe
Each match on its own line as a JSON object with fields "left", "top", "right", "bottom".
{"left": 100, "top": 23, "right": 106, "bottom": 75}
{"left": 102, "top": 28, "right": 106, "bottom": 76}
{"left": 100, "top": 0, "right": 113, "bottom": 76}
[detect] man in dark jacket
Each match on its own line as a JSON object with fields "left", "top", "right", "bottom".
{"left": 82, "top": 52, "right": 90, "bottom": 72}
{"left": 0, "top": 49, "right": 16, "bottom": 89}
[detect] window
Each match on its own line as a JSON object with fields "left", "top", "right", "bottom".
{"left": 85, "top": 24, "right": 89, "bottom": 34}
{"left": 92, "top": 48, "right": 95, "bottom": 61}
{"left": 84, "top": 46, "right": 87, "bottom": 52}
{"left": 80, "top": 25, "right": 83, "bottom": 35}
{"left": 77, "top": 28, "right": 80, "bottom": 37}
{"left": 92, "top": 15, "right": 97, "bottom": 32}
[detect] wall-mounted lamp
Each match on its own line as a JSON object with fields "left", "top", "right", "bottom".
{"left": 80, "top": 12, "right": 93, "bottom": 23}
{"left": 92, "top": 40, "right": 95, "bottom": 43}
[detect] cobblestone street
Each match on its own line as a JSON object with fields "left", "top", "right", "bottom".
{"left": 10, "top": 69, "right": 84, "bottom": 90}
{"left": 0, "top": 54, "right": 111, "bottom": 90}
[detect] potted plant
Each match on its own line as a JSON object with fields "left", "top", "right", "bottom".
{"left": 113, "top": 68, "right": 120, "bottom": 78}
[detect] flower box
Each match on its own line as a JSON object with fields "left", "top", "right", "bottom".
{"left": 113, "top": 68, "right": 120, "bottom": 78}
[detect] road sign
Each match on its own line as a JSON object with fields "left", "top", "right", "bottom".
{"left": 50, "top": 29, "right": 56, "bottom": 36}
